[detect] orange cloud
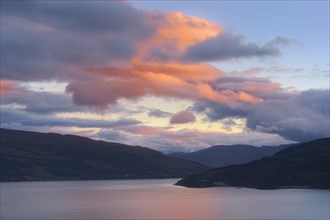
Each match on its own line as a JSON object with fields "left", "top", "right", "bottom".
{"left": 155, "top": 12, "right": 222, "bottom": 50}
{"left": 67, "top": 10, "right": 271, "bottom": 107}
{"left": 136, "top": 11, "right": 222, "bottom": 61}
{"left": 73, "top": 61, "right": 264, "bottom": 106}
{"left": 90, "top": 62, "right": 222, "bottom": 81}
{"left": 238, "top": 81, "right": 281, "bottom": 94}
{"left": 197, "top": 84, "right": 262, "bottom": 104}
{"left": 132, "top": 62, "right": 222, "bottom": 80}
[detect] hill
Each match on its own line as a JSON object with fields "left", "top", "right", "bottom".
{"left": 171, "top": 144, "right": 290, "bottom": 168}
{"left": 176, "top": 138, "right": 330, "bottom": 189}
{"left": 0, "top": 128, "right": 208, "bottom": 182}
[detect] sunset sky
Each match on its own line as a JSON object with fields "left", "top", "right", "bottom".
{"left": 1, "top": 1, "right": 329, "bottom": 152}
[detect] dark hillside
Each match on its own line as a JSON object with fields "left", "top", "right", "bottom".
{"left": 0, "top": 128, "right": 208, "bottom": 182}
{"left": 173, "top": 144, "right": 290, "bottom": 168}
{"left": 176, "top": 138, "right": 330, "bottom": 189}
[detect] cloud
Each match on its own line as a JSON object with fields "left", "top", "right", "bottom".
{"left": 237, "top": 67, "right": 265, "bottom": 76}
{"left": 67, "top": 61, "right": 273, "bottom": 108}
{"left": 141, "top": 11, "right": 221, "bottom": 61}
{"left": 196, "top": 83, "right": 262, "bottom": 104}
{"left": 148, "top": 109, "right": 171, "bottom": 118}
{"left": 193, "top": 101, "right": 252, "bottom": 120}
{"left": 246, "top": 90, "right": 330, "bottom": 142}
{"left": 98, "top": 129, "right": 129, "bottom": 142}
{"left": 0, "top": 107, "right": 141, "bottom": 129}
{"left": 66, "top": 62, "right": 226, "bottom": 107}
{"left": 1, "top": 90, "right": 85, "bottom": 114}
{"left": 182, "top": 31, "right": 294, "bottom": 62}
{"left": 118, "top": 125, "right": 164, "bottom": 135}
{"left": 227, "top": 66, "right": 304, "bottom": 77}
{"left": 66, "top": 80, "right": 146, "bottom": 108}
{"left": 210, "top": 76, "right": 290, "bottom": 100}
{"left": 1, "top": 1, "right": 326, "bottom": 151}
{"left": 1, "top": 1, "right": 154, "bottom": 81}
{"left": 1, "top": 1, "right": 286, "bottom": 110}
{"left": 266, "top": 66, "right": 304, "bottom": 73}
{"left": 0, "top": 80, "right": 18, "bottom": 96}
{"left": 192, "top": 82, "right": 329, "bottom": 142}
{"left": 1, "top": 1, "right": 151, "bottom": 35}
{"left": 170, "top": 111, "right": 196, "bottom": 124}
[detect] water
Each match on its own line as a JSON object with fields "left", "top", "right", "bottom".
{"left": 1, "top": 179, "right": 329, "bottom": 220}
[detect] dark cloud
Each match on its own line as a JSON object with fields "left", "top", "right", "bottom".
{"left": 193, "top": 87, "right": 329, "bottom": 142}
{"left": 1, "top": 91, "right": 84, "bottom": 114}
{"left": 0, "top": 108, "right": 141, "bottom": 129}
{"left": 66, "top": 80, "right": 146, "bottom": 107}
{"left": 210, "top": 76, "right": 291, "bottom": 100}
{"left": 1, "top": 1, "right": 153, "bottom": 81}
{"left": 193, "top": 101, "right": 251, "bottom": 120}
{"left": 246, "top": 90, "right": 330, "bottom": 142}
{"left": 1, "top": 1, "right": 151, "bottom": 36}
{"left": 182, "top": 31, "right": 293, "bottom": 62}
{"left": 170, "top": 111, "right": 196, "bottom": 124}
{"left": 103, "top": 37, "right": 136, "bottom": 59}
{"left": 145, "top": 43, "right": 181, "bottom": 62}
{"left": 1, "top": 23, "right": 134, "bottom": 81}
{"left": 222, "top": 118, "right": 237, "bottom": 126}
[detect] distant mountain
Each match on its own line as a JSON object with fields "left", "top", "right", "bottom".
{"left": 0, "top": 128, "right": 208, "bottom": 182}
{"left": 171, "top": 144, "right": 290, "bottom": 168}
{"left": 176, "top": 138, "right": 330, "bottom": 189}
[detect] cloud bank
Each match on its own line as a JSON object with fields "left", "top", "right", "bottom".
{"left": 1, "top": 1, "right": 328, "bottom": 151}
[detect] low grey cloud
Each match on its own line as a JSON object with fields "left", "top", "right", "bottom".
{"left": 98, "top": 129, "right": 129, "bottom": 143}
{"left": 193, "top": 101, "right": 251, "bottom": 120}
{"left": 170, "top": 111, "right": 196, "bottom": 124}
{"left": 1, "top": 91, "right": 84, "bottom": 114}
{"left": 246, "top": 90, "right": 330, "bottom": 142}
{"left": 182, "top": 31, "right": 294, "bottom": 62}
{"left": 148, "top": 109, "right": 171, "bottom": 118}
{"left": 193, "top": 86, "right": 329, "bottom": 142}
{"left": 0, "top": 108, "right": 141, "bottom": 129}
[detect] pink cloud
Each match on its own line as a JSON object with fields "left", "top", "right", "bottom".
{"left": 64, "top": 8, "right": 269, "bottom": 107}
{"left": 0, "top": 80, "right": 16, "bottom": 96}
{"left": 0, "top": 80, "right": 26, "bottom": 98}
{"left": 119, "top": 125, "right": 163, "bottom": 135}
{"left": 170, "top": 111, "right": 196, "bottom": 124}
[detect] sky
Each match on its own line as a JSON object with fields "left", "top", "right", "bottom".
{"left": 0, "top": 0, "right": 329, "bottom": 152}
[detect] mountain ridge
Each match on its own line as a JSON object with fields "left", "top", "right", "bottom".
{"left": 176, "top": 137, "right": 330, "bottom": 189}
{"left": 0, "top": 128, "right": 208, "bottom": 182}
{"left": 170, "top": 144, "right": 291, "bottom": 168}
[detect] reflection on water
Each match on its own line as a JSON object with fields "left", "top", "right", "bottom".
{"left": 1, "top": 179, "right": 329, "bottom": 219}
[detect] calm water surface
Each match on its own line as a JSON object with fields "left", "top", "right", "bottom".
{"left": 1, "top": 179, "right": 329, "bottom": 219}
